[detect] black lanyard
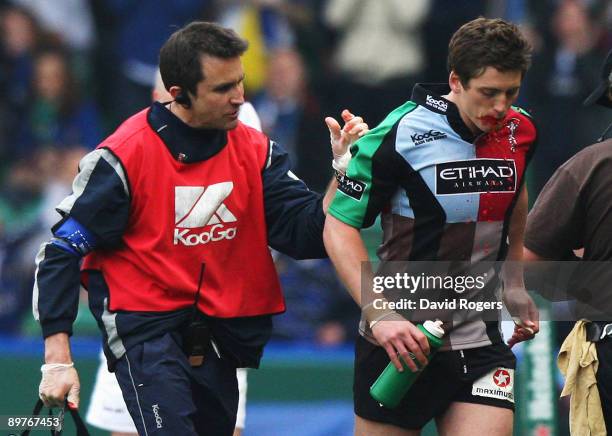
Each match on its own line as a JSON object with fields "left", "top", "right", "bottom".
{"left": 21, "top": 399, "right": 90, "bottom": 436}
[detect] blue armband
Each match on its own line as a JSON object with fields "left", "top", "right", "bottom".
{"left": 51, "top": 217, "right": 97, "bottom": 256}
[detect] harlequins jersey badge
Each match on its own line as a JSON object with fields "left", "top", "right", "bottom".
{"left": 506, "top": 117, "right": 520, "bottom": 152}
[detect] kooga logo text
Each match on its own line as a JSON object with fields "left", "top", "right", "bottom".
{"left": 174, "top": 183, "right": 238, "bottom": 246}
{"left": 411, "top": 129, "right": 447, "bottom": 146}
{"left": 425, "top": 95, "right": 448, "bottom": 112}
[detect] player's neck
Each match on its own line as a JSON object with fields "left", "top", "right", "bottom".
{"left": 442, "top": 92, "right": 481, "bottom": 136}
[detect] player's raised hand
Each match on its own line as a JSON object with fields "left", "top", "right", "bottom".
{"left": 325, "top": 109, "right": 368, "bottom": 174}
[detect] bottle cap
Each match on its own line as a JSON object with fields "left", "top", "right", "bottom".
{"left": 423, "top": 320, "right": 445, "bottom": 338}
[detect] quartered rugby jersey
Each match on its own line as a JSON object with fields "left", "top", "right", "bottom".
{"left": 329, "top": 83, "right": 537, "bottom": 350}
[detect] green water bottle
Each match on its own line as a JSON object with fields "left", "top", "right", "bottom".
{"left": 369, "top": 320, "right": 445, "bottom": 409}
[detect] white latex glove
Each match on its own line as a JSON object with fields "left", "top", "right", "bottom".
{"left": 39, "top": 363, "right": 80, "bottom": 409}
{"left": 325, "top": 109, "right": 368, "bottom": 174}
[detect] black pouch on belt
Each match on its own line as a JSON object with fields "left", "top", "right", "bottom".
{"left": 586, "top": 321, "right": 612, "bottom": 342}
{"left": 183, "top": 317, "right": 212, "bottom": 367}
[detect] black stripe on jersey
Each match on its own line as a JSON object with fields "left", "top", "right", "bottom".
{"left": 400, "top": 160, "right": 447, "bottom": 261}
{"left": 480, "top": 269, "right": 503, "bottom": 344}
{"left": 485, "top": 320, "right": 503, "bottom": 344}
{"left": 366, "top": 120, "right": 447, "bottom": 260}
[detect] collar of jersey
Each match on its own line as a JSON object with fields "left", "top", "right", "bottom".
{"left": 411, "top": 83, "right": 477, "bottom": 143}
{"left": 147, "top": 101, "right": 228, "bottom": 163}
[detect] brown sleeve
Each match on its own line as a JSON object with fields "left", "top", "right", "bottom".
{"left": 525, "top": 166, "right": 584, "bottom": 259}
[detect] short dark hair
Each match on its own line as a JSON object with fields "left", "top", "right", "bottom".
{"left": 447, "top": 18, "right": 532, "bottom": 86}
{"left": 159, "top": 21, "right": 248, "bottom": 105}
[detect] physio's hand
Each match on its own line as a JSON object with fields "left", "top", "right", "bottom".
{"left": 503, "top": 286, "right": 539, "bottom": 348}
{"left": 39, "top": 363, "right": 80, "bottom": 409}
{"left": 325, "top": 109, "right": 368, "bottom": 173}
{"left": 371, "top": 319, "right": 430, "bottom": 372}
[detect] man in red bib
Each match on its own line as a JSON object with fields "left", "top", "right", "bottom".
{"left": 34, "top": 21, "right": 367, "bottom": 435}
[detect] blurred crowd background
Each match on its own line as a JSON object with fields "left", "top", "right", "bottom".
{"left": 0, "top": 0, "right": 611, "bottom": 366}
